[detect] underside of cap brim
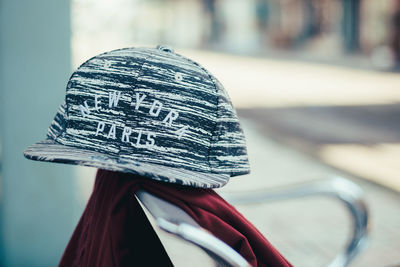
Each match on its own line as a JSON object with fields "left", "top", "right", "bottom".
{"left": 23, "top": 139, "right": 229, "bottom": 188}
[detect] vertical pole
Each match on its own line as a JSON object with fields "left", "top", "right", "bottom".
{"left": 0, "top": 0, "right": 78, "bottom": 266}
{"left": 342, "top": 0, "right": 361, "bottom": 52}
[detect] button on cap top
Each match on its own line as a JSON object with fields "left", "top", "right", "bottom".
{"left": 156, "top": 45, "right": 174, "bottom": 53}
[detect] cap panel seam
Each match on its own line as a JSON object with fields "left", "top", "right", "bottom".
{"left": 172, "top": 52, "right": 220, "bottom": 173}
{"left": 52, "top": 102, "right": 68, "bottom": 143}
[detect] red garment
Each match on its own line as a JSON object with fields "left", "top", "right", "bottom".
{"left": 59, "top": 170, "right": 292, "bottom": 267}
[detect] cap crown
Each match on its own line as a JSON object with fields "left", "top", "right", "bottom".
{"left": 48, "top": 47, "right": 249, "bottom": 176}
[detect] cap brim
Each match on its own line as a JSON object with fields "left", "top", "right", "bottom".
{"left": 24, "top": 139, "right": 229, "bottom": 188}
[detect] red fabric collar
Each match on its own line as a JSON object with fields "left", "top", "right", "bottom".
{"left": 59, "top": 170, "right": 292, "bottom": 267}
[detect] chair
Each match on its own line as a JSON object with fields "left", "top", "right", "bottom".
{"left": 135, "top": 176, "right": 369, "bottom": 267}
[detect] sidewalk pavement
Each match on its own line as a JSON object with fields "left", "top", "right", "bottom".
{"left": 181, "top": 49, "right": 400, "bottom": 109}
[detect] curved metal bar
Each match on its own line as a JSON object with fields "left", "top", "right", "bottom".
{"left": 222, "top": 177, "right": 369, "bottom": 267}
{"left": 136, "top": 190, "right": 251, "bottom": 267}
{"left": 157, "top": 218, "right": 251, "bottom": 267}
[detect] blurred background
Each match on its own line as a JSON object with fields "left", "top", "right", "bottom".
{"left": 1, "top": 0, "right": 400, "bottom": 266}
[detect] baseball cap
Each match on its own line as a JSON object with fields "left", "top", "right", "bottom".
{"left": 24, "top": 45, "right": 250, "bottom": 188}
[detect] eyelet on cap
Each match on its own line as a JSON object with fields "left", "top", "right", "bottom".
{"left": 156, "top": 45, "right": 174, "bottom": 53}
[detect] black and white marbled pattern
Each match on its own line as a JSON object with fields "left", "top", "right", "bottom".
{"left": 24, "top": 46, "right": 250, "bottom": 188}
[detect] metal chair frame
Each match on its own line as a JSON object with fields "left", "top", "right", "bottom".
{"left": 135, "top": 176, "right": 369, "bottom": 267}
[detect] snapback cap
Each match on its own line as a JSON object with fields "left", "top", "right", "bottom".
{"left": 24, "top": 46, "right": 250, "bottom": 188}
